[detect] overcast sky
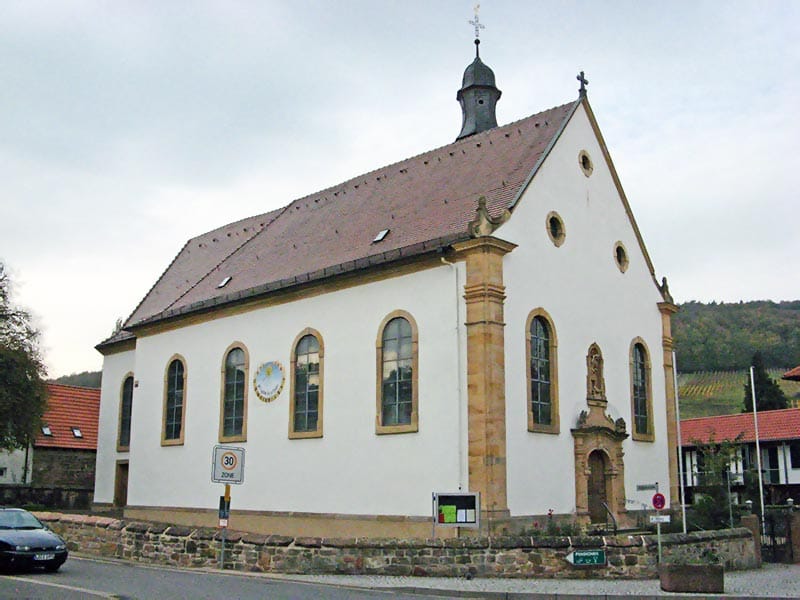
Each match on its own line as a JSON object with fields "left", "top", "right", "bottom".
{"left": 1, "top": 1, "right": 798, "bottom": 378}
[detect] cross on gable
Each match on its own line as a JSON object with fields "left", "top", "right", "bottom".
{"left": 577, "top": 71, "right": 589, "bottom": 97}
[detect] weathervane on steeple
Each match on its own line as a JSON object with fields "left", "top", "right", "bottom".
{"left": 577, "top": 71, "right": 589, "bottom": 97}
{"left": 469, "top": 3, "right": 485, "bottom": 57}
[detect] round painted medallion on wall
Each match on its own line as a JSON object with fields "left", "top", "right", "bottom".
{"left": 253, "top": 361, "right": 285, "bottom": 402}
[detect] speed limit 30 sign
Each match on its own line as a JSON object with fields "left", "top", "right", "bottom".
{"left": 212, "top": 445, "right": 245, "bottom": 484}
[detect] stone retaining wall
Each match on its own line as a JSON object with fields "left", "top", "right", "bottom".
{"left": 1, "top": 485, "right": 93, "bottom": 510}
{"left": 36, "top": 512, "right": 758, "bottom": 579}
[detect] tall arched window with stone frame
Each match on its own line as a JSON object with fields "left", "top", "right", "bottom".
{"left": 289, "top": 329, "right": 324, "bottom": 439}
{"left": 630, "top": 338, "right": 654, "bottom": 441}
{"left": 375, "top": 311, "right": 419, "bottom": 435}
{"left": 219, "top": 343, "right": 249, "bottom": 443}
{"left": 162, "top": 355, "right": 187, "bottom": 446}
{"left": 525, "top": 309, "right": 559, "bottom": 434}
{"left": 117, "top": 373, "right": 134, "bottom": 451}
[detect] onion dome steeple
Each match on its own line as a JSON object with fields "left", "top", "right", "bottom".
{"left": 456, "top": 8, "right": 501, "bottom": 140}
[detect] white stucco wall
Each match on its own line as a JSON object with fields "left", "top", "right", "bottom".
{"left": 110, "top": 263, "right": 468, "bottom": 517}
{"left": 0, "top": 448, "right": 31, "bottom": 484}
{"left": 498, "top": 103, "right": 671, "bottom": 516}
{"left": 94, "top": 349, "right": 135, "bottom": 504}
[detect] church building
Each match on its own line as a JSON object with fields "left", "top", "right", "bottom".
{"left": 94, "top": 35, "right": 679, "bottom": 537}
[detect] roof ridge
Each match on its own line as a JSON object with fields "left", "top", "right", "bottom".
{"left": 274, "top": 102, "right": 577, "bottom": 211}
{"left": 46, "top": 383, "right": 101, "bottom": 392}
{"left": 682, "top": 407, "right": 800, "bottom": 423}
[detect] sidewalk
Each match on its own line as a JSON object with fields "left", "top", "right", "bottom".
{"left": 281, "top": 563, "right": 800, "bottom": 599}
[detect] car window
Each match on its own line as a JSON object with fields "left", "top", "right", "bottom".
{"left": 0, "top": 510, "right": 43, "bottom": 530}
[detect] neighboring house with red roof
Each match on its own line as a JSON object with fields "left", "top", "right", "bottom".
{"left": 32, "top": 384, "right": 101, "bottom": 489}
{"left": 0, "top": 383, "right": 100, "bottom": 493}
{"left": 680, "top": 408, "right": 800, "bottom": 504}
{"left": 783, "top": 366, "right": 800, "bottom": 382}
{"left": 94, "top": 41, "right": 679, "bottom": 535}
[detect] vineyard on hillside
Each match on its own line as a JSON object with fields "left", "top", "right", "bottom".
{"left": 677, "top": 368, "right": 800, "bottom": 418}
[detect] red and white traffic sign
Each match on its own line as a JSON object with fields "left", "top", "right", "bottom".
{"left": 211, "top": 445, "right": 245, "bottom": 484}
{"left": 652, "top": 492, "right": 666, "bottom": 510}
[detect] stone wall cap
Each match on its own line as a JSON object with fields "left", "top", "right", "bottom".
{"left": 294, "top": 537, "right": 322, "bottom": 548}
{"left": 125, "top": 522, "right": 151, "bottom": 534}
{"left": 191, "top": 527, "right": 218, "bottom": 541}
{"left": 530, "top": 536, "right": 571, "bottom": 548}
{"left": 147, "top": 523, "right": 168, "bottom": 534}
{"left": 164, "top": 526, "right": 193, "bottom": 538}
{"left": 241, "top": 532, "right": 270, "bottom": 545}
{"left": 220, "top": 530, "right": 243, "bottom": 543}
{"left": 320, "top": 537, "right": 358, "bottom": 548}
{"left": 604, "top": 535, "right": 645, "bottom": 548}
{"left": 265, "top": 534, "right": 293, "bottom": 546}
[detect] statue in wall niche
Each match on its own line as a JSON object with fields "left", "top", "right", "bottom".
{"left": 586, "top": 344, "right": 606, "bottom": 401}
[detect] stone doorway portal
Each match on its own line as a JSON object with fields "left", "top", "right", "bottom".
{"left": 571, "top": 343, "right": 630, "bottom": 527}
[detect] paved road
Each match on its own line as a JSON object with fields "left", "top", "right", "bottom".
{"left": 0, "top": 557, "right": 431, "bottom": 600}
{"left": 3, "top": 555, "right": 799, "bottom": 599}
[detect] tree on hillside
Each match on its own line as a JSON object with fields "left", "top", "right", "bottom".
{"left": 0, "top": 262, "right": 48, "bottom": 451}
{"left": 52, "top": 370, "right": 101, "bottom": 388}
{"left": 674, "top": 300, "right": 800, "bottom": 372}
{"left": 743, "top": 352, "right": 788, "bottom": 412}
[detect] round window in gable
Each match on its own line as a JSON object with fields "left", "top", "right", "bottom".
{"left": 546, "top": 211, "right": 566, "bottom": 247}
{"left": 578, "top": 150, "right": 594, "bottom": 177}
{"left": 614, "top": 241, "right": 629, "bottom": 273}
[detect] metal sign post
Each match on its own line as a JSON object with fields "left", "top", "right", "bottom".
{"left": 211, "top": 446, "right": 245, "bottom": 569}
{"left": 651, "top": 483, "right": 665, "bottom": 564}
{"left": 219, "top": 485, "right": 231, "bottom": 568}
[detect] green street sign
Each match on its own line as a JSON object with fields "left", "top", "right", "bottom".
{"left": 565, "top": 549, "right": 606, "bottom": 566}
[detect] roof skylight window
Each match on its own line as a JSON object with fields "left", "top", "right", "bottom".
{"left": 217, "top": 276, "right": 232, "bottom": 289}
{"left": 71, "top": 427, "right": 83, "bottom": 438}
{"left": 41, "top": 426, "right": 52, "bottom": 436}
{"left": 373, "top": 229, "right": 390, "bottom": 243}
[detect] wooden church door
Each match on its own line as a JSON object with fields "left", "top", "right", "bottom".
{"left": 587, "top": 451, "right": 608, "bottom": 523}
{"left": 114, "top": 461, "right": 129, "bottom": 507}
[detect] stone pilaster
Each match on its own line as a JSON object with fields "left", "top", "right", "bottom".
{"left": 453, "top": 237, "right": 516, "bottom": 522}
{"left": 658, "top": 301, "right": 680, "bottom": 508}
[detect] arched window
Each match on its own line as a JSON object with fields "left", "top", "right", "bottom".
{"left": 526, "top": 309, "right": 559, "bottom": 434}
{"left": 220, "top": 345, "right": 248, "bottom": 442}
{"left": 162, "top": 356, "right": 187, "bottom": 445}
{"left": 630, "top": 339, "right": 653, "bottom": 441}
{"left": 117, "top": 375, "right": 133, "bottom": 451}
{"left": 290, "top": 330, "right": 323, "bottom": 439}
{"left": 376, "top": 312, "right": 419, "bottom": 434}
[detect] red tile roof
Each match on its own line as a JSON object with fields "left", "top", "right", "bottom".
{"left": 783, "top": 365, "right": 800, "bottom": 381}
{"left": 35, "top": 384, "right": 100, "bottom": 451}
{"left": 116, "top": 101, "right": 581, "bottom": 332}
{"left": 680, "top": 408, "right": 800, "bottom": 447}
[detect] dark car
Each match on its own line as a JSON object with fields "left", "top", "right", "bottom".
{"left": 0, "top": 508, "right": 68, "bottom": 572}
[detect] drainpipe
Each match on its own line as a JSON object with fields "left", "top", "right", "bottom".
{"left": 441, "top": 255, "right": 465, "bottom": 491}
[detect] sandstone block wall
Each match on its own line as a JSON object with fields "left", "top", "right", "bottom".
{"left": 36, "top": 513, "right": 758, "bottom": 579}
{"left": 32, "top": 448, "right": 96, "bottom": 488}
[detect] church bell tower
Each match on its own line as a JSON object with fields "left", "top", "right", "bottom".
{"left": 456, "top": 10, "right": 501, "bottom": 141}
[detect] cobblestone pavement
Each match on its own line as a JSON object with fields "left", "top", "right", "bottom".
{"left": 281, "top": 563, "right": 800, "bottom": 598}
